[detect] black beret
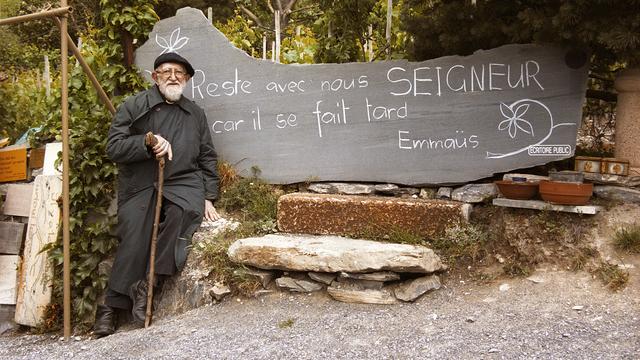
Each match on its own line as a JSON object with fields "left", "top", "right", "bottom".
{"left": 153, "top": 52, "right": 195, "bottom": 77}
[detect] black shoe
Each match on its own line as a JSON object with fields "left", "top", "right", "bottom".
{"left": 128, "top": 280, "right": 148, "bottom": 326}
{"left": 93, "top": 305, "right": 117, "bottom": 337}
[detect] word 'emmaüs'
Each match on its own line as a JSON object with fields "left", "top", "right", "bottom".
{"left": 190, "top": 60, "right": 545, "bottom": 151}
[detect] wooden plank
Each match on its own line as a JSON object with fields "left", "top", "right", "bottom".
{"left": 0, "top": 222, "right": 26, "bottom": 254}
{"left": 0, "top": 147, "right": 27, "bottom": 183}
{"left": 14, "top": 175, "right": 62, "bottom": 326}
{"left": 1, "top": 183, "right": 33, "bottom": 217}
{"left": 492, "top": 198, "right": 601, "bottom": 215}
{"left": 0, "top": 255, "right": 19, "bottom": 305}
{"left": 28, "top": 147, "right": 46, "bottom": 169}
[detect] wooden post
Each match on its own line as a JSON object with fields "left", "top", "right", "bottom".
{"left": 386, "top": 0, "right": 392, "bottom": 60}
{"left": 60, "top": 0, "right": 71, "bottom": 341}
{"left": 275, "top": 10, "right": 281, "bottom": 63}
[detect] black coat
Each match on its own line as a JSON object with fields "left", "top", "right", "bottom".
{"left": 106, "top": 85, "right": 218, "bottom": 295}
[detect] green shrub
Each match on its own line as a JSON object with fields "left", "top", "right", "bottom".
{"left": 613, "top": 223, "right": 640, "bottom": 253}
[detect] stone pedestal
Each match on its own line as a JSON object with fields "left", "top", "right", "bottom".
{"left": 614, "top": 69, "right": 640, "bottom": 175}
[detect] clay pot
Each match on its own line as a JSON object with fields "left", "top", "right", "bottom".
{"left": 539, "top": 180, "right": 593, "bottom": 205}
{"left": 494, "top": 180, "right": 539, "bottom": 200}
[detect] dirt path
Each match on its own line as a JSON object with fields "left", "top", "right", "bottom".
{"left": 1, "top": 267, "right": 638, "bottom": 360}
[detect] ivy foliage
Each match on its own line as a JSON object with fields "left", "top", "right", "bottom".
{"left": 29, "top": 0, "right": 159, "bottom": 326}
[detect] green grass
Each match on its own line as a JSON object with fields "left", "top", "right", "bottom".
{"left": 278, "top": 318, "right": 295, "bottom": 329}
{"left": 613, "top": 223, "right": 640, "bottom": 253}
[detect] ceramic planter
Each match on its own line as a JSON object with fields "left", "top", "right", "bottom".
{"left": 494, "top": 180, "right": 539, "bottom": 200}
{"left": 539, "top": 180, "right": 593, "bottom": 205}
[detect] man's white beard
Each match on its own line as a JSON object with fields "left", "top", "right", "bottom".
{"left": 159, "top": 82, "right": 185, "bottom": 102}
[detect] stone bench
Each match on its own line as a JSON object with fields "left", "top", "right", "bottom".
{"left": 277, "top": 193, "right": 471, "bottom": 239}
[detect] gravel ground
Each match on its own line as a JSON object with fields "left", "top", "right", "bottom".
{"left": 1, "top": 268, "right": 638, "bottom": 360}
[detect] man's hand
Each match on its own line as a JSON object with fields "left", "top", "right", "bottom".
{"left": 152, "top": 134, "right": 173, "bottom": 161}
{"left": 204, "top": 200, "right": 220, "bottom": 221}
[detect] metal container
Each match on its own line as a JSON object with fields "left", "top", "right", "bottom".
{"left": 574, "top": 156, "right": 602, "bottom": 174}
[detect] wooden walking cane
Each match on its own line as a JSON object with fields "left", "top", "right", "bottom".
{"left": 144, "top": 132, "right": 165, "bottom": 327}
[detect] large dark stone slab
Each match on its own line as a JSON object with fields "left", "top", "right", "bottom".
{"left": 136, "top": 7, "right": 589, "bottom": 185}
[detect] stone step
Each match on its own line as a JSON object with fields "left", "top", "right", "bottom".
{"left": 277, "top": 193, "right": 471, "bottom": 238}
{"left": 227, "top": 233, "right": 445, "bottom": 274}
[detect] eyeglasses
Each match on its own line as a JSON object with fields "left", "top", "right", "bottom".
{"left": 155, "top": 68, "right": 187, "bottom": 79}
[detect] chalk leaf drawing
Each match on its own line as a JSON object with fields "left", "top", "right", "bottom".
{"left": 498, "top": 102, "right": 534, "bottom": 139}
{"left": 487, "top": 99, "right": 576, "bottom": 159}
{"left": 156, "top": 27, "right": 189, "bottom": 54}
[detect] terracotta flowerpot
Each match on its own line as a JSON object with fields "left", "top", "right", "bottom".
{"left": 494, "top": 180, "right": 539, "bottom": 200}
{"left": 539, "top": 180, "right": 593, "bottom": 205}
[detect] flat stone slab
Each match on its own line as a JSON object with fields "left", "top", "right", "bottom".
{"left": 327, "top": 287, "right": 399, "bottom": 305}
{"left": 451, "top": 183, "right": 498, "bottom": 203}
{"left": 594, "top": 186, "right": 640, "bottom": 204}
{"left": 492, "top": 198, "right": 601, "bottom": 215}
{"left": 228, "top": 234, "right": 445, "bottom": 274}
{"left": 584, "top": 172, "right": 640, "bottom": 187}
{"left": 277, "top": 193, "right": 471, "bottom": 238}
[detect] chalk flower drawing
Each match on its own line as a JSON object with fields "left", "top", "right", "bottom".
{"left": 498, "top": 102, "right": 534, "bottom": 139}
{"left": 487, "top": 99, "right": 576, "bottom": 159}
{"left": 156, "top": 28, "right": 189, "bottom": 54}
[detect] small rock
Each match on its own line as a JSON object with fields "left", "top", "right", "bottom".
{"left": 81, "top": 346, "right": 88, "bottom": 350}
{"left": 276, "top": 277, "right": 324, "bottom": 292}
{"left": 308, "top": 272, "right": 337, "bottom": 285}
{"left": 394, "top": 275, "right": 441, "bottom": 302}
{"left": 333, "top": 278, "right": 384, "bottom": 290}
{"left": 338, "top": 271, "right": 400, "bottom": 282}
{"left": 451, "top": 183, "right": 498, "bottom": 203}
{"left": 74, "top": 336, "right": 81, "bottom": 341}
{"left": 327, "top": 286, "right": 398, "bottom": 304}
{"left": 209, "top": 283, "right": 231, "bottom": 301}
{"left": 436, "top": 187, "right": 453, "bottom": 199}
{"left": 562, "top": 333, "right": 570, "bottom": 338}
{"left": 572, "top": 305, "right": 584, "bottom": 311}
{"left": 499, "top": 284, "right": 510, "bottom": 292}
{"left": 494, "top": 254, "right": 505, "bottom": 264}
{"left": 488, "top": 348, "right": 500, "bottom": 353}
{"left": 526, "top": 276, "right": 544, "bottom": 284}
{"left": 419, "top": 188, "right": 437, "bottom": 199}
{"left": 466, "top": 317, "right": 475, "bottom": 323}
{"left": 374, "top": 184, "right": 399, "bottom": 195}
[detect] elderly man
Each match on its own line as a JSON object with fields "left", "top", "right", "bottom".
{"left": 94, "top": 53, "right": 220, "bottom": 337}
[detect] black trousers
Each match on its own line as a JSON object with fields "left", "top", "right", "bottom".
{"left": 105, "top": 198, "right": 183, "bottom": 310}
